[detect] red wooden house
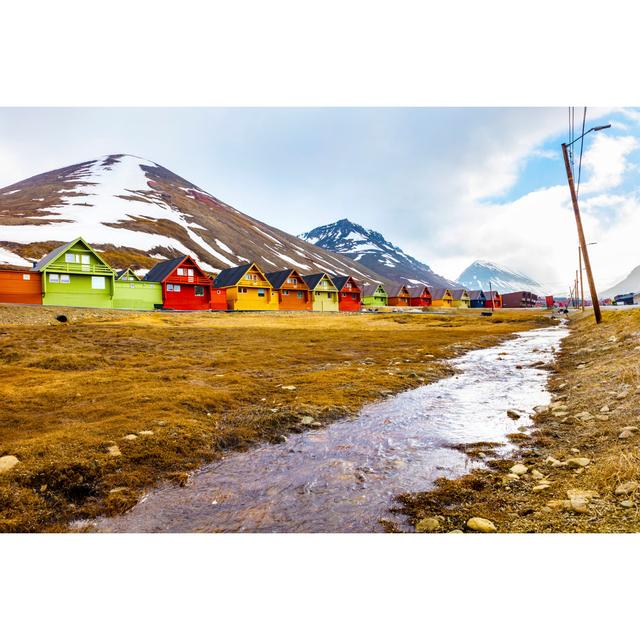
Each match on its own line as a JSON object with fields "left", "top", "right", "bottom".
{"left": 407, "top": 285, "right": 432, "bottom": 307}
{"left": 0, "top": 266, "right": 42, "bottom": 305}
{"left": 144, "top": 255, "right": 226, "bottom": 310}
{"left": 387, "top": 284, "right": 411, "bottom": 306}
{"left": 484, "top": 290, "right": 503, "bottom": 309}
{"left": 331, "top": 275, "right": 362, "bottom": 312}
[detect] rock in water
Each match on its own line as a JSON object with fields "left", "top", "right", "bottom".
{"left": 466, "top": 517, "right": 497, "bottom": 533}
{"left": 0, "top": 455, "right": 19, "bottom": 474}
{"left": 416, "top": 517, "right": 441, "bottom": 533}
{"left": 300, "top": 416, "right": 314, "bottom": 425}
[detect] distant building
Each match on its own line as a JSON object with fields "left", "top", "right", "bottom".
{"left": 502, "top": 291, "right": 537, "bottom": 308}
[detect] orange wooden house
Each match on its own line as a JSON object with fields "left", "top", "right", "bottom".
{"left": 407, "top": 285, "right": 432, "bottom": 307}
{"left": 0, "top": 266, "right": 42, "bottom": 305}
{"left": 265, "top": 269, "right": 312, "bottom": 311}
{"left": 331, "top": 275, "right": 362, "bottom": 312}
{"left": 387, "top": 284, "right": 411, "bottom": 306}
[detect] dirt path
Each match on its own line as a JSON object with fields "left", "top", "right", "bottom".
{"left": 397, "top": 309, "right": 640, "bottom": 533}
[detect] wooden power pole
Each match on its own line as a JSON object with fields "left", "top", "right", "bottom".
{"left": 562, "top": 143, "right": 602, "bottom": 323}
{"left": 578, "top": 247, "right": 585, "bottom": 311}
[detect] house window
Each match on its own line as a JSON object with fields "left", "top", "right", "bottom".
{"left": 177, "top": 268, "right": 185, "bottom": 276}
{"left": 174, "top": 284, "right": 181, "bottom": 292}
{"left": 195, "top": 285, "right": 205, "bottom": 296}
{"left": 282, "top": 290, "right": 289, "bottom": 296}
{"left": 81, "top": 255, "right": 90, "bottom": 270}
{"left": 60, "top": 275, "right": 70, "bottom": 284}
{"left": 315, "top": 291, "right": 320, "bottom": 296}
{"left": 22, "top": 274, "right": 30, "bottom": 281}
{"left": 91, "top": 276, "right": 105, "bottom": 289}
{"left": 65, "top": 253, "right": 76, "bottom": 263}
{"left": 130, "top": 283, "right": 135, "bottom": 289}
{"left": 216, "top": 289, "right": 221, "bottom": 294}
{"left": 352, "top": 293, "right": 357, "bottom": 299}
{"left": 257, "top": 288, "right": 265, "bottom": 297}
{"left": 239, "top": 287, "right": 247, "bottom": 293}
{"left": 297, "top": 291, "right": 303, "bottom": 299}
{"left": 187, "top": 269, "right": 194, "bottom": 277}
{"left": 327, "top": 292, "right": 331, "bottom": 299}
{"left": 49, "top": 273, "right": 59, "bottom": 283}
{"left": 167, "top": 284, "right": 174, "bottom": 292}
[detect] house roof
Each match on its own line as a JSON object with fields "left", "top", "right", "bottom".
{"left": 143, "top": 256, "right": 186, "bottom": 282}
{"left": 387, "top": 284, "right": 410, "bottom": 297}
{"left": 303, "top": 273, "right": 337, "bottom": 291}
{"left": 407, "top": 285, "right": 430, "bottom": 298}
{"left": 265, "top": 269, "right": 307, "bottom": 290}
{"left": 213, "top": 263, "right": 253, "bottom": 288}
{"left": 331, "top": 275, "right": 360, "bottom": 292}
{"left": 430, "top": 288, "right": 451, "bottom": 299}
{"left": 451, "top": 288, "right": 469, "bottom": 300}
{"left": 116, "top": 267, "right": 141, "bottom": 281}
{"left": 34, "top": 237, "right": 113, "bottom": 273}
{"left": 468, "top": 290, "right": 486, "bottom": 300}
{"left": 362, "top": 283, "right": 386, "bottom": 297}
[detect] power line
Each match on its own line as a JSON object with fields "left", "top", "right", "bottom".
{"left": 576, "top": 106, "right": 587, "bottom": 196}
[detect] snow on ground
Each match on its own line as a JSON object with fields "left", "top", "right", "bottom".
{"left": 252, "top": 225, "right": 282, "bottom": 245}
{"left": 261, "top": 256, "right": 277, "bottom": 267}
{"left": 0, "top": 246, "right": 32, "bottom": 266}
{"left": 2, "top": 189, "right": 21, "bottom": 195}
{"left": 272, "top": 251, "right": 310, "bottom": 270}
{"left": 214, "top": 238, "right": 233, "bottom": 254}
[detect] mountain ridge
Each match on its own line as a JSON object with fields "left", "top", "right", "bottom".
{"left": 457, "top": 260, "right": 546, "bottom": 295}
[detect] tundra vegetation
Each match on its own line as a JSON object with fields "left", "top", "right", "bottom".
{"left": 399, "top": 309, "right": 640, "bottom": 533}
{"left": 0, "top": 305, "right": 549, "bottom": 532}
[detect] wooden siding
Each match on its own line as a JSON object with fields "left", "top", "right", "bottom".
{"left": 112, "top": 280, "right": 163, "bottom": 310}
{"left": 0, "top": 269, "right": 42, "bottom": 305}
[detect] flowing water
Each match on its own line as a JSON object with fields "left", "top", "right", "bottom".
{"left": 91, "top": 323, "right": 567, "bottom": 533}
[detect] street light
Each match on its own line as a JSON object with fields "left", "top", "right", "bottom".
{"left": 562, "top": 123, "right": 611, "bottom": 324}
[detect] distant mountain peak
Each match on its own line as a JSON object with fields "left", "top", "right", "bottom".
{"left": 300, "top": 219, "right": 458, "bottom": 288}
{"left": 458, "top": 259, "right": 544, "bottom": 295}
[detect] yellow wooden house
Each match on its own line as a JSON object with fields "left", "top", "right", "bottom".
{"left": 430, "top": 287, "right": 453, "bottom": 307}
{"left": 451, "top": 288, "right": 471, "bottom": 308}
{"left": 302, "top": 273, "right": 339, "bottom": 312}
{"left": 213, "top": 262, "right": 278, "bottom": 311}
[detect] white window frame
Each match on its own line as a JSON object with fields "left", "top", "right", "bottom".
{"left": 60, "top": 274, "right": 71, "bottom": 284}
{"left": 91, "top": 276, "right": 105, "bottom": 290}
{"left": 22, "top": 274, "right": 30, "bottom": 281}
{"left": 49, "top": 273, "right": 60, "bottom": 283}
{"left": 65, "top": 253, "right": 76, "bottom": 263}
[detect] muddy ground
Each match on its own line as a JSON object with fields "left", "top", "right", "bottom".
{"left": 398, "top": 308, "right": 640, "bottom": 533}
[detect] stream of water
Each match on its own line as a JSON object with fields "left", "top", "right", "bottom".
{"left": 91, "top": 323, "right": 567, "bottom": 533}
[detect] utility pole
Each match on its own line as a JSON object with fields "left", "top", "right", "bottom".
{"left": 489, "top": 281, "right": 495, "bottom": 311}
{"left": 578, "top": 247, "right": 585, "bottom": 311}
{"left": 575, "top": 270, "right": 579, "bottom": 309}
{"left": 562, "top": 143, "right": 602, "bottom": 323}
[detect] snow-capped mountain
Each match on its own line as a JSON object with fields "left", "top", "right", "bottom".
{"left": 0, "top": 154, "right": 385, "bottom": 282}
{"left": 299, "top": 219, "right": 457, "bottom": 288}
{"left": 457, "top": 260, "right": 545, "bottom": 295}
{"left": 601, "top": 264, "right": 640, "bottom": 298}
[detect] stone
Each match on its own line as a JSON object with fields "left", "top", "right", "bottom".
{"left": 616, "top": 390, "right": 629, "bottom": 400}
{"left": 122, "top": 434, "right": 138, "bottom": 441}
{"left": 466, "top": 517, "right": 497, "bottom": 533}
{"left": 300, "top": 416, "right": 314, "bottom": 425}
{"left": 607, "top": 335, "right": 618, "bottom": 343}
{"left": 596, "top": 415, "right": 610, "bottom": 422}
{"left": 506, "top": 473, "right": 520, "bottom": 480}
{"left": 614, "top": 481, "right": 638, "bottom": 496}
{"left": 565, "top": 457, "right": 591, "bottom": 468}
{"left": 544, "top": 456, "right": 561, "bottom": 465}
{"left": 415, "top": 517, "right": 441, "bottom": 533}
{"left": 109, "top": 487, "right": 127, "bottom": 494}
{"left": 311, "top": 421, "right": 323, "bottom": 428}
{"left": 567, "top": 489, "right": 599, "bottom": 500}
{"left": 574, "top": 411, "right": 593, "bottom": 422}
{"left": 576, "top": 364, "right": 586, "bottom": 369}
{"left": 600, "top": 405, "right": 610, "bottom": 413}
{"left": 533, "top": 484, "right": 549, "bottom": 492}
{"left": 570, "top": 497, "right": 589, "bottom": 514}
{"left": 531, "top": 469, "right": 544, "bottom": 480}
{"left": 107, "top": 445, "right": 121, "bottom": 457}
{"left": 547, "top": 499, "right": 571, "bottom": 510}
{"left": 138, "top": 430, "right": 154, "bottom": 436}
{"left": 618, "top": 430, "right": 634, "bottom": 440}
{"left": 507, "top": 409, "right": 521, "bottom": 420}
{"left": 510, "top": 463, "right": 528, "bottom": 476}
{"left": 570, "top": 448, "right": 580, "bottom": 454}
{"left": 620, "top": 500, "right": 634, "bottom": 508}
{"left": 282, "top": 385, "right": 297, "bottom": 391}
{"left": 448, "top": 529, "right": 464, "bottom": 534}
{"left": 533, "top": 405, "right": 548, "bottom": 414}
{"left": 0, "top": 455, "right": 19, "bottom": 474}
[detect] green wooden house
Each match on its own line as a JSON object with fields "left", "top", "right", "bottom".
{"left": 113, "top": 267, "right": 163, "bottom": 311}
{"left": 362, "top": 283, "right": 388, "bottom": 307}
{"left": 34, "top": 237, "right": 116, "bottom": 308}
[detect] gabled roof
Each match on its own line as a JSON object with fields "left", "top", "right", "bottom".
{"left": 264, "top": 269, "right": 307, "bottom": 290}
{"left": 431, "top": 288, "right": 452, "bottom": 299}
{"left": 303, "top": 272, "right": 337, "bottom": 291}
{"left": 451, "top": 288, "right": 470, "bottom": 300}
{"left": 213, "top": 262, "right": 269, "bottom": 288}
{"left": 468, "top": 290, "right": 486, "bottom": 300}
{"left": 116, "top": 267, "right": 141, "bottom": 281}
{"left": 407, "top": 285, "right": 431, "bottom": 298}
{"left": 331, "top": 275, "right": 360, "bottom": 292}
{"left": 388, "top": 284, "right": 410, "bottom": 297}
{"left": 143, "top": 256, "right": 186, "bottom": 282}
{"left": 34, "top": 237, "right": 113, "bottom": 272}
{"left": 362, "top": 283, "right": 387, "bottom": 297}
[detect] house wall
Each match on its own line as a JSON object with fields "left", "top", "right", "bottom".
{"left": 226, "top": 286, "right": 279, "bottom": 311}
{"left": 469, "top": 299, "right": 485, "bottom": 308}
{"left": 409, "top": 296, "right": 431, "bottom": 307}
{"left": 311, "top": 290, "right": 339, "bottom": 312}
{"left": 0, "top": 270, "right": 42, "bottom": 305}
{"left": 388, "top": 296, "right": 410, "bottom": 306}
{"left": 452, "top": 298, "right": 470, "bottom": 308}
{"left": 113, "top": 280, "right": 163, "bottom": 310}
{"left": 501, "top": 292, "right": 527, "bottom": 308}
{"left": 363, "top": 295, "right": 388, "bottom": 307}
{"left": 210, "top": 287, "right": 228, "bottom": 310}
{"left": 338, "top": 291, "right": 361, "bottom": 312}
{"left": 278, "top": 288, "right": 312, "bottom": 311}
{"left": 42, "top": 272, "right": 114, "bottom": 308}
{"left": 432, "top": 297, "right": 452, "bottom": 307}
{"left": 163, "top": 282, "right": 212, "bottom": 310}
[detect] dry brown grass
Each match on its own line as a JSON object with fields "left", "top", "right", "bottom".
{"left": 0, "top": 305, "right": 551, "bottom": 532}
{"left": 398, "top": 308, "right": 640, "bottom": 533}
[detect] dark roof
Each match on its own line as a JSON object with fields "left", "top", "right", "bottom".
{"left": 451, "top": 288, "right": 469, "bottom": 300}
{"left": 143, "top": 256, "right": 186, "bottom": 282}
{"left": 362, "top": 283, "right": 386, "bottom": 297}
{"left": 430, "top": 288, "right": 451, "bottom": 299}
{"left": 387, "top": 284, "right": 409, "bottom": 297}
{"left": 33, "top": 238, "right": 79, "bottom": 271}
{"left": 302, "top": 273, "right": 336, "bottom": 291}
{"left": 331, "top": 275, "right": 360, "bottom": 291}
{"left": 407, "top": 285, "right": 430, "bottom": 297}
{"left": 468, "top": 290, "right": 486, "bottom": 300}
{"left": 265, "top": 269, "right": 299, "bottom": 290}
{"left": 213, "top": 263, "right": 252, "bottom": 288}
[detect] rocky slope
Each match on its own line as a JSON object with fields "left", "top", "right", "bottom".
{"left": 300, "top": 219, "right": 457, "bottom": 288}
{"left": 457, "top": 260, "right": 545, "bottom": 295}
{"left": 0, "top": 154, "right": 384, "bottom": 281}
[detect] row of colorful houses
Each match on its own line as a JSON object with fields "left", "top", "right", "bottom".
{"left": 0, "top": 237, "right": 508, "bottom": 313}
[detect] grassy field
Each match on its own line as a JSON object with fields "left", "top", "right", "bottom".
{"left": 0, "top": 305, "right": 552, "bottom": 532}
{"left": 398, "top": 308, "right": 640, "bottom": 533}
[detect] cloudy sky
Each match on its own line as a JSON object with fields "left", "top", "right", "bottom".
{"left": 1, "top": 107, "right": 639, "bottom": 293}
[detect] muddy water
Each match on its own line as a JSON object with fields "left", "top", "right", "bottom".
{"left": 92, "top": 323, "right": 567, "bottom": 533}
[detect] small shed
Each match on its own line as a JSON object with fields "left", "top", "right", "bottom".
{"left": 362, "top": 283, "right": 388, "bottom": 307}
{"left": 213, "top": 262, "right": 278, "bottom": 311}
{"left": 0, "top": 266, "right": 42, "bottom": 305}
{"left": 468, "top": 290, "right": 486, "bottom": 308}
{"left": 451, "top": 289, "right": 471, "bottom": 308}
{"left": 265, "top": 268, "right": 312, "bottom": 311}
{"left": 302, "top": 273, "right": 339, "bottom": 312}
{"left": 387, "top": 284, "right": 411, "bottom": 306}
{"left": 407, "top": 285, "right": 432, "bottom": 307}
{"left": 331, "top": 275, "right": 362, "bottom": 312}
{"left": 430, "top": 288, "right": 453, "bottom": 307}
